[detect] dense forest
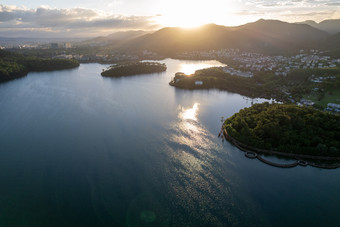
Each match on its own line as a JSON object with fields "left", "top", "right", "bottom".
{"left": 224, "top": 102, "right": 340, "bottom": 156}
{"left": 170, "top": 67, "right": 340, "bottom": 104}
{"left": 0, "top": 50, "right": 79, "bottom": 82}
{"left": 101, "top": 62, "right": 166, "bottom": 77}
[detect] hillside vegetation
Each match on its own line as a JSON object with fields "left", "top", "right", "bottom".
{"left": 224, "top": 103, "right": 340, "bottom": 156}
{"left": 101, "top": 62, "right": 166, "bottom": 77}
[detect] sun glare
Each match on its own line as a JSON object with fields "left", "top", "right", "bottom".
{"left": 177, "top": 61, "right": 226, "bottom": 75}
{"left": 157, "top": 15, "right": 207, "bottom": 28}
{"left": 156, "top": 0, "right": 241, "bottom": 28}
{"left": 180, "top": 103, "right": 200, "bottom": 121}
{"left": 157, "top": 0, "right": 216, "bottom": 28}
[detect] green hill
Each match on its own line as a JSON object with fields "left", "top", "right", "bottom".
{"left": 224, "top": 102, "right": 340, "bottom": 156}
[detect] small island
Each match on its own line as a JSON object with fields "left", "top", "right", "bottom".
{"left": 101, "top": 62, "right": 167, "bottom": 77}
{"left": 223, "top": 102, "right": 340, "bottom": 158}
{"left": 0, "top": 50, "right": 80, "bottom": 83}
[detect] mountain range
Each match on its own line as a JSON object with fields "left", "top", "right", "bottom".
{"left": 80, "top": 19, "right": 340, "bottom": 56}
{"left": 298, "top": 19, "right": 340, "bottom": 34}
{"left": 77, "top": 30, "right": 149, "bottom": 48}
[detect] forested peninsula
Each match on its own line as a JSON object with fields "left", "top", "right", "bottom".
{"left": 101, "top": 62, "right": 166, "bottom": 77}
{"left": 170, "top": 67, "right": 340, "bottom": 104}
{"left": 0, "top": 50, "right": 79, "bottom": 83}
{"left": 223, "top": 103, "right": 340, "bottom": 157}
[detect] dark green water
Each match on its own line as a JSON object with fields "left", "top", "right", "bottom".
{"left": 0, "top": 59, "right": 339, "bottom": 226}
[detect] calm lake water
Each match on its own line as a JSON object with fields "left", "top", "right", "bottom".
{"left": 0, "top": 59, "right": 339, "bottom": 226}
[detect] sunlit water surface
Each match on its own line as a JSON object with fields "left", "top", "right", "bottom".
{"left": 0, "top": 59, "right": 339, "bottom": 226}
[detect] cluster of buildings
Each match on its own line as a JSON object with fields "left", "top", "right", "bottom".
{"left": 53, "top": 53, "right": 139, "bottom": 62}
{"left": 326, "top": 103, "right": 340, "bottom": 113}
{"left": 53, "top": 50, "right": 160, "bottom": 62}
{"left": 50, "top": 42, "right": 72, "bottom": 49}
{"left": 297, "top": 98, "right": 315, "bottom": 107}
{"left": 178, "top": 49, "right": 340, "bottom": 76}
{"left": 288, "top": 99, "right": 340, "bottom": 114}
{"left": 0, "top": 42, "right": 72, "bottom": 50}
{"left": 222, "top": 67, "right": 253, "bottom": 78}
{"left": 311, "top": 75, "right": 336, "bottom": 83}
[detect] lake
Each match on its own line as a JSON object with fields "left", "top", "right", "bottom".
{"left": 0, "top": 59, "right": 339, "bottom": 226}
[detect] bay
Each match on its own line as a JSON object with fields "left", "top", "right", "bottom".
{"left": 0, "top": 59, "right": 339, "bottom": 226}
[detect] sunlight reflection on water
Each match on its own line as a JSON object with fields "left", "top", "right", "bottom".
{"left": 178, "top": 61, "right": 226, "bottom": 75}
{"left": 179, "top": 102, "right": 199, "bottom": 121}
{"left": 160, "top": 102, "right": 238, "bottom": 225}
{"left": 167, "top": 102, "right": 224, "bottom": 172}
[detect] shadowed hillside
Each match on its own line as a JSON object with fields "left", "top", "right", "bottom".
{"left": 234, "top": 19, "right": 328, "bottom": 54}
{"left": 314, "top": 32, "right": 340, "bottom": 57}
{"left": 119, "top": 24, "right": 233, "bottom": 54}
{"left": 117, "top": 19, "right": 330, "bottom": 55}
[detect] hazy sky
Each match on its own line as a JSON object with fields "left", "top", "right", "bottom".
{"left": 1, "top": 0, "right": 340, "bottom": 37}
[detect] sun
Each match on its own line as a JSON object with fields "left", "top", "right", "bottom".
{"left": 155, "top": 0, "right": 246, "bottom": 28}
{"left": 156, "top": 0, "right": 216, "bottom": 28}
{"left": 157, "top": 13, "right": 208, "bottom": 29}
{"left": 157, "top": 16, "right": 205, "bottom": 29}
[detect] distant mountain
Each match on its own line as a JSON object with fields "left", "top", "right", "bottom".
{"left": 233, "top": 19, "right": 328, "bottom": 54}
{"left": 78, "top": 30, "right": 149, "bottom": 47}
{"left": 298, "top": 19, "right": 340, "bottom": 34}
{"left": 119, "top": 19, "right": 329, "bottom": 55}
{"left": 239, "top": 19, "right": 327, "bottom": 42}
{"left": 298, "top": 20, "right": 319, "bottom": 28}
{"left": 318, "top": 20, "right": 340, "bottom": 34}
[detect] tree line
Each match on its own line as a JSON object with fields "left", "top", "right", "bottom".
{"left": 0, "top": 50, "right": 79, "bottom": 82}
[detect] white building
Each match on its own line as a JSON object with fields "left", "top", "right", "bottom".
{"left": 326, "top": 103, "right": 340, "bottom": 113}
{"left": 63, "top": 42, "right": 72, "bottom": 48}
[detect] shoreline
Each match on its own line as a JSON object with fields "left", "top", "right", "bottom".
{"left": 222, "top": 127, "right": 340, "bottom": 169}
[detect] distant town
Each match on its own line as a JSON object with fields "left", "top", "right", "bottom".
{"left": 3, "top": 40, "right": 340, "bottom": 73}
{"left": 178, "top": 49, "right": 340, "bottom": 77}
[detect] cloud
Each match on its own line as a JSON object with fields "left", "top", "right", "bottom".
{"left": 326, "top": 2, "right": 340, "bottom": 6}
{"left": 0, "top": 4, "right": 159, "bottom": 37}
{"left": 67, "top": 16, "right": 158, "bottom": 29}
{"left": 234, "top": 10, "right": 264, "bottom": 16}
{"left": 245, "top": 0, "right": 340, "bottom": 8}
{"left": 238, "top": 0, "right": 340, "bottom": 23}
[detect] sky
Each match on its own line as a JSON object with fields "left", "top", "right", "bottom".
{"left": 0, "top": 0, "right": 340, "bottom": 38}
